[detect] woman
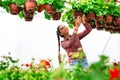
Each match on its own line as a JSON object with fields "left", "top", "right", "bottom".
{"left": 56, "top": 16, "right": 92, "bottom": 69}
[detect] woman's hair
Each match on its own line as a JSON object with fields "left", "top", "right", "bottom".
{"left": 57, "top": 25, "right": 65, "bottom": 64}
{"left": 56, "top": 25, "right": 64, "bottom": 53}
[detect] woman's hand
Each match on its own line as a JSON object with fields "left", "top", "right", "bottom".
{"left": 74, "top": 16, "right": 81, "bottom": 34}
{"left": 75, "top": 16, "right": 81, "bottom": 28}
{"left": 81, "top": 16, "right": 87, "bottom": 24}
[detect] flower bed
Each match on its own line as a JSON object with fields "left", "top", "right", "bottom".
{"left": 0, "top": 53, "right": 120, "bottom": 80}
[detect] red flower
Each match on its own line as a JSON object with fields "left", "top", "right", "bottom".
{"left": 25, "top": 63, "right": 29, "bottom": 67}
{"left": 109, "top": 68, "right": 120, "bottom": 80}
{"left": 38, "top": 4, "right": 43, "bottom": 12}
{"left": 38, "top": 59, "right": 50, "bottom": 70}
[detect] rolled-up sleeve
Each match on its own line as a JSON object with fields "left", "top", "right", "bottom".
{"left": 78, "top": 23, "right": 92, "bottom": 40}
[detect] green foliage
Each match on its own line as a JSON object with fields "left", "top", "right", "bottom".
{"left": 52, "top": 0, "right": 65, "bottom": 12}
{"left": 18, "top": 11, "right": 24, "bottom": 19}
{"left": 13, "top": 0, "right": 25, "bottom": 7}
{"left": 1, "top": 0, "right": 12, "bottom": 12}
{"left": 42, "top": 0, "right": 54, "bottom": 4}
{"left": 1, "top": 53, "right": 117, "bottom": 80}
{"left": 62, "top": 9, "right": 75, "bottom": 29}
{"left": 50, "top": 63, "right": 68, "bottom": 79}
{"left": 44, "top": 12, "right": 51, "bottom": 20}
{"left": 41, "top": 0, "right": 65, "bottom": 12}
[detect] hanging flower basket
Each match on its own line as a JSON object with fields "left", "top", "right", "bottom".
{"left": 96, "top": 22, "right": 105, "bottom": 28}
{"left": 72, "top": 11, "right": 83, "bottom": 19}
{"left": 105, "top": 15, "right": 113, "bottom": 24}
{"left": 9, "top": 3, "right": 21, "bottom": 15}
{"left": 43, "top": 4, "right": 56, "bottom": 14}
{"left": 113, "top": 17, "right": 120, "bottom": 26}
{"left": 25, "top": 0, "right": 36, "bottom": 12}
{"left": 85, "top": 12, "right": 95, "bottom": 21}
{"left": 111, "top": 28, "right": 120, "bottom": 33}
{"left": 95, "top": 15, "right": 104, "bottom": 23}
{"left": 23, "top": 9, "right": 34, "bottom": 21}
{"left": 51, "top": 12, "right": 61, "bottom": 20}
{"left": 105, "top": 24, "right": 114, "bottom": 29}
{"left": 86, "top": 21, "right": 96, "bottom": 29}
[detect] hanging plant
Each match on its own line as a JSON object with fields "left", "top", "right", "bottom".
{"left": 25, "top": 0, "right": 37, "bottom": 12}
{"left": 70, "top": 0, "right": 84, "bottom": 19}
{"left": 62, "top": 9, "right": 75, "bottom": 29}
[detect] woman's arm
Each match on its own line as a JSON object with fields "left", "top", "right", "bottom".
{"left": 78, "top": 17, "right": 92, "bottom": 40}
{"left": 73, "top": 16, "right": 81, "bottom": 34}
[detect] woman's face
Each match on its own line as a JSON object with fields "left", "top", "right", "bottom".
{"left": 59, "top": 25, "right": 69, "bottom": 36}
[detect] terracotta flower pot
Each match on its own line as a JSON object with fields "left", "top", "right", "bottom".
{"left": 43, "top": 4, "right": 56, "bottom": 13}
{"left": 105, "top": 28, "right": 113, "bottom": 32}
{"left": 85, "top": 12, "right": 95, "bottom": 21}
{"left": 107, "top": 0, "right": 118, "bottom": 2}
{"left": 111, "top": 29, "right": 120, "bottom": 33}
{"left": 24, "top": 9, "right": 34, "bottom": 17}
{"left": 105, "top": 15, "right": 113, "bottom": 24}
{"left": 95, "top": 15, "right": 104, "bottom": 23}
{"left": 24, "top": 9, "right": 34, "bottom": 21}
{"left": 96, "top": 27, "right": 103, "bottom": 30}
{"left": 72, "top": 11, "right": 83, "bottom": 19}
{"left": 96, "top": 22, "right": 105, "bottom": 28}
{"left": 25, "top": 0, "right": 36, "bottom": 12}
{"left": 112, "top": 25, "right": 120, "bottom": 29}
{"left": 113, "top": 17, "right": 120, "bottom": 26}
{"left": 86, "top": 21, "right": 96, "bottom": 29}
{"left": 114, "top": 0, "right": 118, "bottom": 2}
{"left": 24, "top": 16, "right": 33, "bottom": 21}
{"left": 51, "top": 12, "right": 61, "bottom": 20}
{"left": 105, "top": 24, "right": 113, "bottom": 28}
{"left": 9, "top": 3, "right": 21, "bottom": 15}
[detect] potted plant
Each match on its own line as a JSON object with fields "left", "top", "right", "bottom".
{"left": 40, "top": 0, "right": 65, "bottom": 20}
{"left": 2, "top": 0, "right": 19, "bottom": 15}
{"left": 93, "top": 0, "right": 105, "bottom": 22}
{"left": 70, "top": 0, "right": 84, "bottom": 19}
{"left": 15, "top": 0, "right": 25, "bottom": 19}
{"left": 110, "top": 5, "right": 120, "bottom": 27}
{"left": 24, "top": 0, "right": 37, "bottom": 12}
{"left": 83, "top": 0, "right": 96, "bottom": 21}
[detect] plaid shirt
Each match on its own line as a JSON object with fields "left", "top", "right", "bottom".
{"left": 61, "top": 23, "right": 92, "bottom": 60}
